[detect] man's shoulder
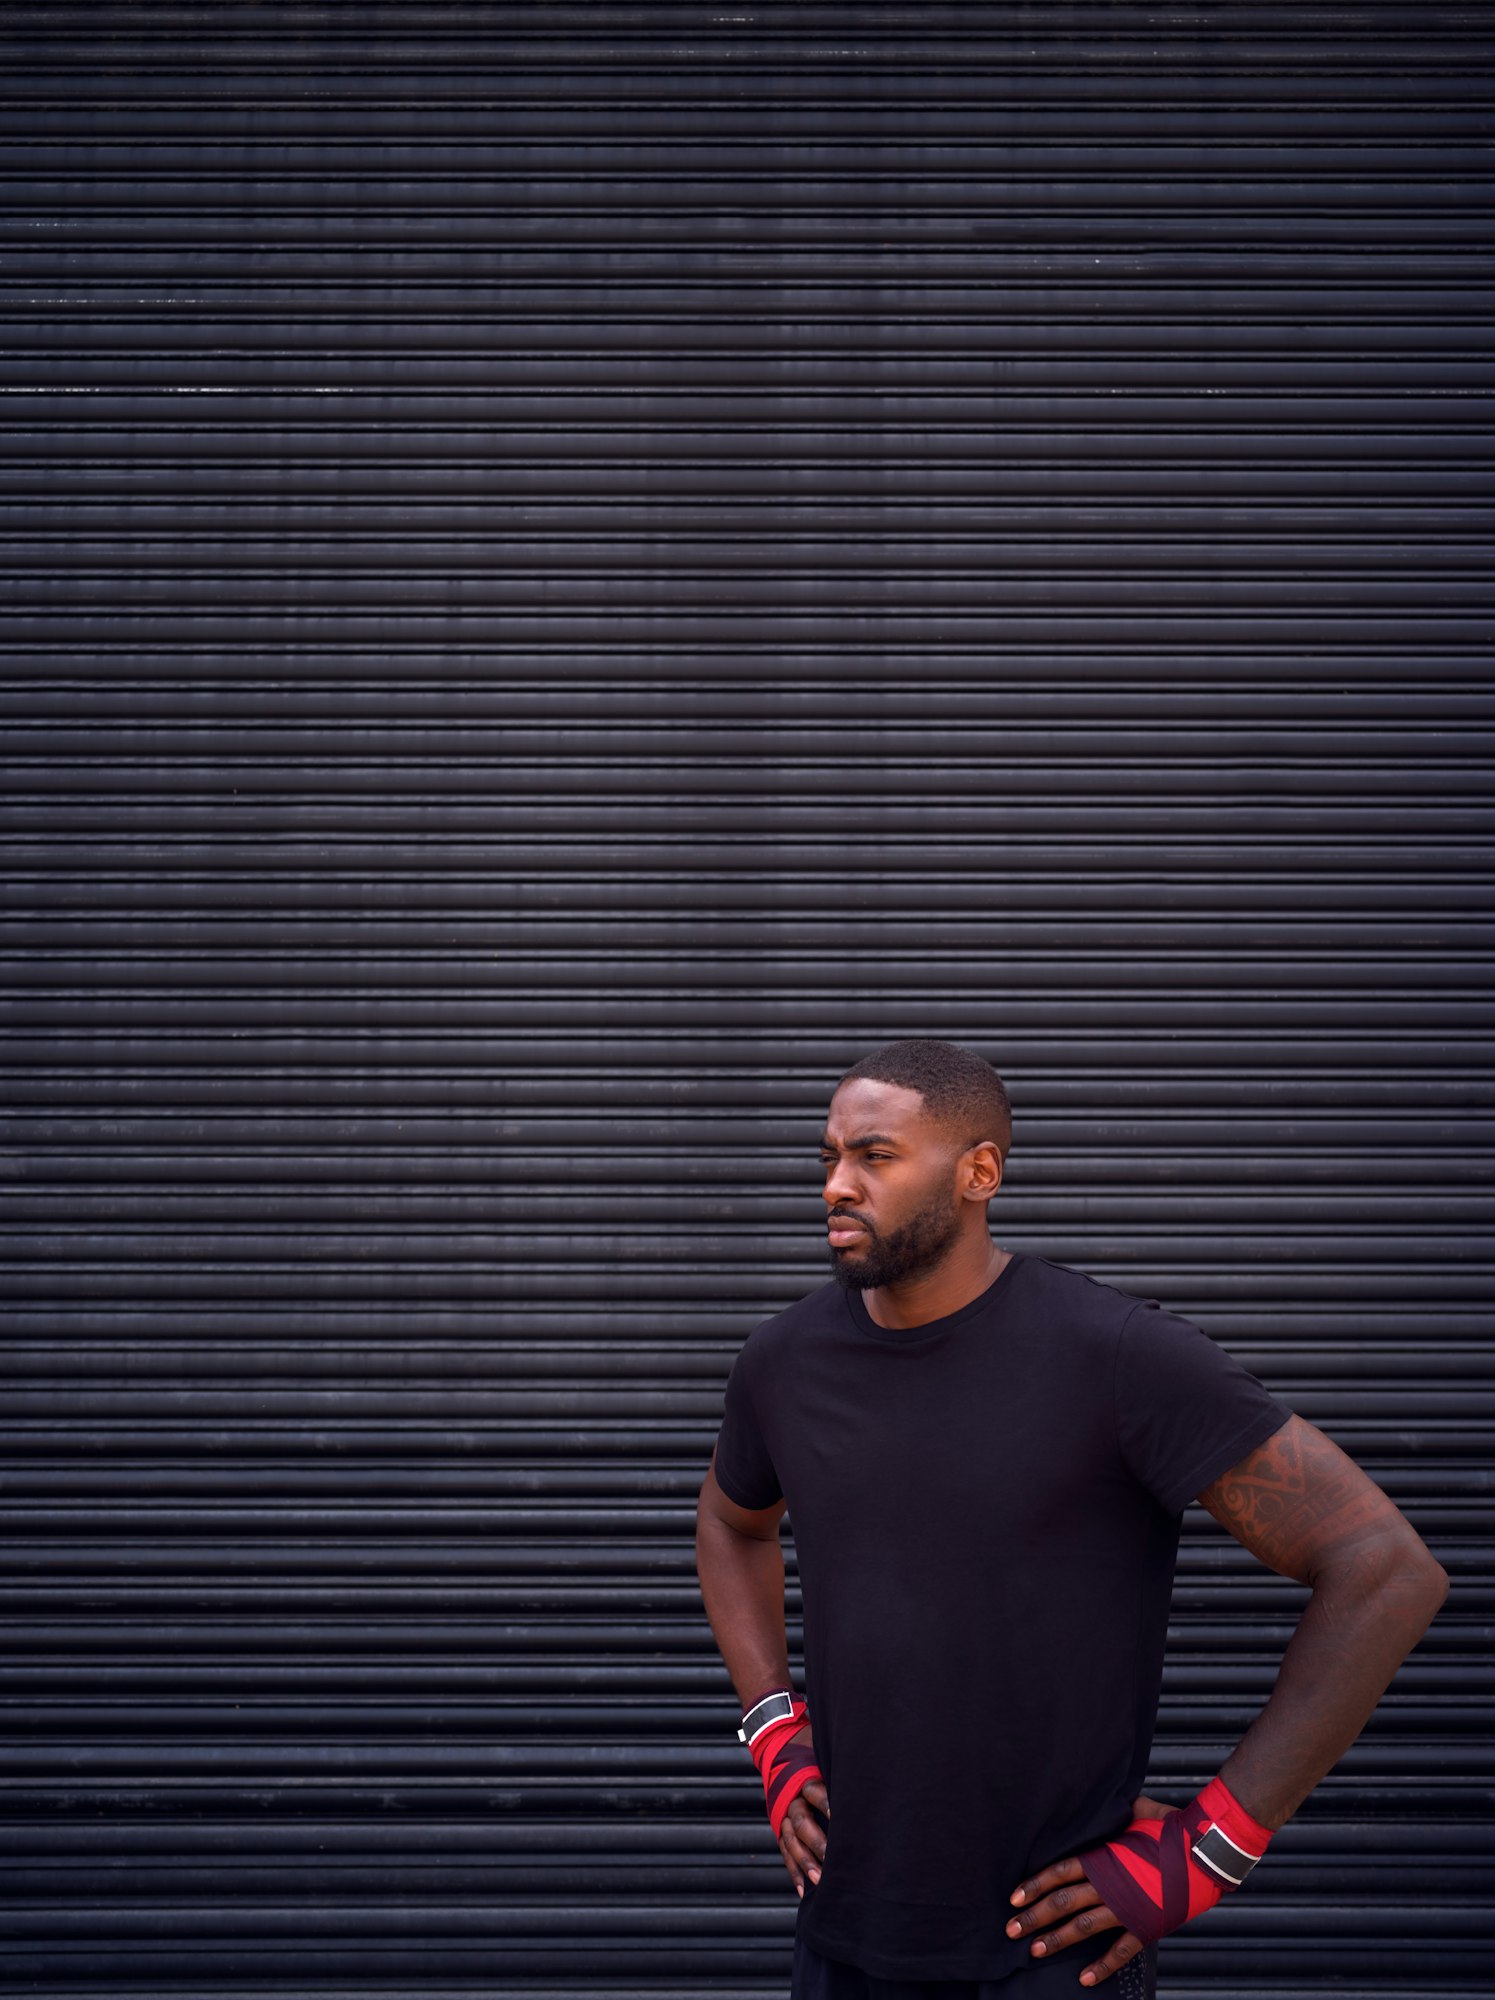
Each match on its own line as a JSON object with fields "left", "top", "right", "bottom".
{"left": 734, "top": 1276, "right": 845, "bottom": 1362}
{"left": 1015, "top": 1251, "right": 1166, "bottom": 1333}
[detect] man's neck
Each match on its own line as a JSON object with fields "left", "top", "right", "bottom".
{"left": 862, "top": 1238, "right": 1012, "bottom": 1330}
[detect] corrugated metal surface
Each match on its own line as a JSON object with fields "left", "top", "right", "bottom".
{"left": 0, "top": 2, "right": 1489, "bottom": 1992}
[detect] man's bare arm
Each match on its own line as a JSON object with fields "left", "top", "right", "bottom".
{"left": 695, "top": 1455, "right": 792, "bottom": 1707}
{"left": 1004, "top": 1410, "right": 1449, "bottom": 1984}
{"left": 695, "top": 1455, "right": 830, "bottom": 1899}
{"left": 1202, "top": 1412, "right": 1449, "bottom": 1829}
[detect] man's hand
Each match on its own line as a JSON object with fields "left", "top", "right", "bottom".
{"left": 1004, "top": 1792, "right": 1170, "bottom": 1986}
{"left": 779, "top": 1720, "right": 830, "bottom": 1900}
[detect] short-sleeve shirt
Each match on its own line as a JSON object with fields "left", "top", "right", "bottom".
{"left": 711, "top": 1251, "right": 1292, "bottom": 1982}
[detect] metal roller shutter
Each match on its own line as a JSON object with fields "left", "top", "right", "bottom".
{"left": 0, "top": 3, "right": 1489, "bottom": 1993}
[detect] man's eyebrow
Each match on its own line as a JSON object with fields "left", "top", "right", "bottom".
{"left": 817, "top": 1133, "right": 898, "bottom": 1151}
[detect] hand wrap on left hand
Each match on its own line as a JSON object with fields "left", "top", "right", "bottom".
{"left": 1076, "top": 1776, "right": 1273, "bottom": 1946}
{"left": 744, "top": 1696, "right": 824, "bottom": 1841}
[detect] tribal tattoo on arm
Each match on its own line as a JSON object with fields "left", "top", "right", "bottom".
{"left": 1194, "top": 1414, "right": 1448, "bottom": 1829}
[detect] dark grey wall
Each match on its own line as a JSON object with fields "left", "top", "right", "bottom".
{"left": 0, "top": 4, "right": 1489, "bottom": 1993}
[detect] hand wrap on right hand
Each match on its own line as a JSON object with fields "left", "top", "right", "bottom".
{"left": 1076, "top": 1776, "right": 1273, "bottom": 1946}
{"left": 743, "top": 1695, "right": 824, "bottom": 1840}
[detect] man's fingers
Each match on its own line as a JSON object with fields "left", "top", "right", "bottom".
{"left": 1130, "top": 1792, "right": 1172, "bottom": 1821}
{"left": 1004, "top": 1875, "right": 1102, "bottom": 1938}
{"left": 778, "top": 1795, "right": 829, "bottom": 1898}
{"left": 787, "top": 1799, "right": 828, "bottom": 1864}
{"left": 1077, "top": 1930, "right": 1147, "bottom": 1987}
{"left": 1011, "top": 1900, "right": 1128, "bottom": 1967}
{"left": 1008, "top": 1854, "right": 1087, "bottom": 1910}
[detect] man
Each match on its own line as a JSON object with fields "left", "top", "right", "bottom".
{"left": 695, "top": 1039, "right": 1448, "bottom": 1998}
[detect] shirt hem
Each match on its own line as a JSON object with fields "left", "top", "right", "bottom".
{"left": 801, "top": 1910, "right": 1030, "bottom": 1983}
{"left": 1157, "top": 1399, "right": 1294, "bottom": 1515}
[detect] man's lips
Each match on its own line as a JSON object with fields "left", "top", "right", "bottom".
{"left": 827, "top": 1220, "right": 868, "bottom": 1246}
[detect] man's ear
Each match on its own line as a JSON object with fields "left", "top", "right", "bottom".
{"left": 961, "top": 1139, "right": 1003, "bottom": 1202}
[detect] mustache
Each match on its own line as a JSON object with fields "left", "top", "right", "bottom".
{"left": 828, "top": 1211, "right": 874, "bottom": 1232}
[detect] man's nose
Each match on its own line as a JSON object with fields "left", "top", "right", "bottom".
{"left": 823, "top": 1161, "right": 862, "bottom": 1206}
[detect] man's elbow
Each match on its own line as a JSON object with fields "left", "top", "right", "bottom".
{"left": 1374, "top": 1532, "right": 1450, "bottom": 1628}
{"left": 1408, "top": 1546, "right": 1451, "bottom": 1614}
{"left": 1316, "top": 1526, "right": 1449, "bottom": 1625}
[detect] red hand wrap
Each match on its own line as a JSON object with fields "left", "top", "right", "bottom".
{"left": 1076, "top": 1776, "right": 1273, "bottom": 1946}
{"left": 744, "top": 1695, "right": 824, "bottom": 1840}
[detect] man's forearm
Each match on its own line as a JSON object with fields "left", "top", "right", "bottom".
{"left": 1218, "top": 1537, "right": 1448, "bottom": 1830}
{"left": 695, "top": 1508, "right": 794, "bottom": 1710}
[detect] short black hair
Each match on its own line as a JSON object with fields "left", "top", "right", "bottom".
{"left": 835, "top": 1038, "right": 1012, "bottom": 1160}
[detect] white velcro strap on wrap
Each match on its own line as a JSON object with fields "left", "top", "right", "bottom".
{"left": 1191, "top": 1820, "right": 1263, "bottom": 1888}
{"left": 737, "top": 1689, "right": 798, "bottom": 1745}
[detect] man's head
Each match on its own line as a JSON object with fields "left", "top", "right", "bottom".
{"left": 819, "top": 1039, "right": 1011, "bottom": 1291}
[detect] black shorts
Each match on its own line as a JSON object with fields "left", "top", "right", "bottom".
{"left": 791, "top": 1931, "right": 1159, "bottom": 2000}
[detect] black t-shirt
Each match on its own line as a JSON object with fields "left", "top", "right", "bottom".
{"left": 711, "top": 1251, "right": 1292, "bottom": 1982}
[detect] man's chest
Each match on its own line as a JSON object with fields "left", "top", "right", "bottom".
{"left": 766, "top": 1339, "right": 1120, "bottom": 1555}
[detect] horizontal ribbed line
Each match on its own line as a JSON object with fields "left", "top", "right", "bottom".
{"left": 9, "top": 721, "right": 1494, "bottom": 747}
{"left": 3, "top": 1192, "right": 1486, "bottom": 1223}
{"left": 3, "top": 250, "right": 1486, "bottom": 283}
{"left": 4, "top": 471, "right": 1488, "bottom": 506}
{"left": 2, "top": 1046, "right": 1486, "bottom": 1070}
{"left": 4, "top": 813, "right": 1489, "bottom": 842}
{"left": 0, "top": 1594, "right": 1461, "bottom": 1627}
{"left": 0, "top": 1591, "right": 1459, "bottom": 1623}
{"left": 5, "top": 34, "right": 1490, "bottom": 63}
{"left": 7, "top": 286, "right": 1492, "bottom": 313}
{"left": 6, "top": 93, "right": 1492, "bottom": 133}
{"left": 6, "top": 543, "right": 1492, "bottom": 574}
{"left": 7, "top": 178, "right": 1490, "bottom": 205}
{"left": 0, "top": 1544, "right": 1447, "bottom": 1576}
{"left": 5, "top": 1814, "right": 1468, "bottom": 1852}
{"left": 0, "top": 1400, "right": 1487, "bottom": 1432}
{"left": 23, "top": 1240, "right": 1489, "bottom": 1270}
{"left": 7, "top": 944, "right": 1493, "bottom": 974}
{"left": 4, "top": 629, "right": 1490, "bottom": 657}
{"left": 0, "top": 1697, "right": 1462, "bottom": 1734}
{"left": 1, "top": 823, "right": 1486, "bottom": 852}
{"left": 0, "top": 1387, "right": 1480, "bottom": 1420}
{"left": 10, "top": 151, "right": 1494, "bottom": 175}
{"left": 0, "top": 1667, "right": 1467, "bottom": 1699}
{"left": 9, "top": 341, "right": 1492, "bottom": 375}
{"left": 4, "top": 855, "right": 1489, "bottom": 879}
{"left": 13, "top": 607, "right": 1475, "bottom": 641}
{"left": 0, "top": 1333, "right": 1483, "bottom": 1368}
{"left": 6, "top": 871, "right": 1485, "bottom": 897}
{"left": 8, "top": 94, "right": 1487, "bottom": 135}
{"left": 5, "top": 390, "right": 1492, "bottom": 415}
{"left": 9, "top": 741, "right": 1495, "bottom": 764}
{"left": 2, "top": 1192, "right": 1488, "bottom": 1224}
{"left": 5, "top": 959, "right": 1493, "bottom": 985}
{"left": 6, "top": 133, "right": 1491, "bottom": 163}
{"left": 5, "top": 330, "right": 1487, "bottom": 358}
{"left": 0, "top": 1743, "right": 1472, "bottom": 1782}
{"left": 4, "top": 221, "right": 1490, "bottom": 253}
{"left": 11, "top": 532, "right": 1495, "bottom": 556}
{"left": 4, "top": 1069, "right": 1485, "bottom": 1093}
{"left": 3, "top": 43, "right": 1490, "bottom": 77}
{"left": 1, "top": 513, "right": 1490, "bottom": 544}
{"left": 5, "top": 1328, "right": 1479, "bottom": 1360}
{"left": 2, "top": 1006, "right": 1488, "bottom": 1035}
{"left": 1, "top": 929, "right": 1484, "bottom": 960}
{"left": 0, "top": 1457, "right": 1465, "bottom": 1494}
{"left": 0, "top": 1876, "right": 1473, "bottom": 1926}
{"left": 4, "top": 445, "right": 1488, "bottom": 472}
{"left": 0, "top": 1304, "right": 1485, "bottom": 1337}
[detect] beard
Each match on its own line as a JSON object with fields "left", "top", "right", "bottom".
{"left": 827, "top": 1190, "right": 965, "bottom": 1291}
